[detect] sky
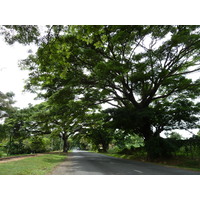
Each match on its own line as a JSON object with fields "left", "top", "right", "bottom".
{"left": 0, "top": 35, "right": 43, "bottom": 108}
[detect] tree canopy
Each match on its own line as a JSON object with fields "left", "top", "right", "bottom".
{"left": 18, "top": 26, "right": 200, "bottom": 135}
{"left": 1, "top": 25, "right": 200, "bottom": 158}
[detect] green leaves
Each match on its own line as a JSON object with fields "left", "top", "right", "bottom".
{"left": 2, "top": 25, "right": 200, "bottom": 148}
{"left": 0, "top": 25, "right": 40, "bottom": 45}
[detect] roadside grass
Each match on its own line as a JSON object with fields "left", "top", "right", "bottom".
{"left": 0, "top": 153, "right": 67, "bottom": 175}
{"left": 102, "top": 153, "right": 200, "bottom": 172}
{"left": 158, "top": 157, "right": 200, "bottom": 171}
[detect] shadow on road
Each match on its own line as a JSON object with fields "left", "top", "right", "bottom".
{"left": 52, "top": 151, "right": 200, "bottom": 175}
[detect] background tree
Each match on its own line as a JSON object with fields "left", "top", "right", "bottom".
{"left": 2, "top": 103, "right": 52, "bottom": 154}
{"left": 44, "top": 98, "right": 91, "bottom": 152}
{"left": 0, "top": 91, "right": 15, "bottom": 120}
{"left": 82, "top": 112, "right": 113, "bottom": 152}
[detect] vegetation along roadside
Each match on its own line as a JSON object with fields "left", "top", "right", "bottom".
{"left": 100, "top": 151, "right": 200, "bottom": 172}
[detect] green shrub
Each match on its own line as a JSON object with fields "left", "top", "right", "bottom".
{"left": 29, "top": 136, "right": 50, "bottom": 153}
{"left": 118, "top": 147, "right": 135, "bottom": 155}
{"left": 108, "top": 146, "right": 120, "bottom": 153}
{"left": 145, "top": 137, "right": 177, "bottom": 160}
{"left": 6, "top": 141, "right": 27, "bottom": 155}
{"left": 5, "top": 136, "right": 51, "bottom": 155}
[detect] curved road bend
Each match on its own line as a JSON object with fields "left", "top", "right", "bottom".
{"left": 52, "top": 150, "right": 200, "bottom": 175}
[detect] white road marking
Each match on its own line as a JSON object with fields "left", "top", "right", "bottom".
{"left": 134, "top": 170, "right": 143, "bottom": 174}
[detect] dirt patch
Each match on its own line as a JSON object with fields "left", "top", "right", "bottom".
{"left": 0, "top": 154, "right": 45, "bottom": 164}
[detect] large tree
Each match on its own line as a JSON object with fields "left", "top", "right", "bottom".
{"left": 2, "top": 25, "right": 200, "bottom": 158}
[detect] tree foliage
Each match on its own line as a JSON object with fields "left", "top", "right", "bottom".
{"left": 80, "top": 112, "right": 113, "bottom": 152}
{"left": 1, "top": 25, "right": 200, "bottom": 159}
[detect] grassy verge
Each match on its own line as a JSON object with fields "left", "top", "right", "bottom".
{"left": 102, "top": 153, "right": 200, "bottom": 172}
{"left": 0, "top": 153, "right": 67, "bottom": 175}
{"left": 157, "top": 157, "right": 200, "bottom": 172}
{"left": 102, "top": 153, "right": 145, "bottom": 162}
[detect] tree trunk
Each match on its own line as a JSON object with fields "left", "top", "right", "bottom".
{"left": 62, "top": 134, "right": 68, "bottom": 152}
{"left": 140, "top": 119, "right": 157, "bottom": 160}
{"left": 102, "top": 142, "right": 108, "bottom": 153}
{"left": 143, "top": 129, "right": 174, "bottom": 161}
{"left": 136, "top": 109, "right": 173, "bottom": 161}
{"left": 141, "top": 122, "right": 154, "bottom": 143}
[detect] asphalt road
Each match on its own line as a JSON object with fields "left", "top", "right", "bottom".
{"left": 52, "top": 150, "right": 200, "bottom": 175}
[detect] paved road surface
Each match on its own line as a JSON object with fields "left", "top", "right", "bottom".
{"left": 52, "top": 150, "right": 200, "bottom": 175}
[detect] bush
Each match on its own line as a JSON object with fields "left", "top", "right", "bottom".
{"left": 145, "top": 137, "right": 177, "bottom": 160}
{"left": 118, "top": 147, "right": 135, "bottom": 154}
{"left": 3, "top": 136, "right": 52, "bottom": 156}
{"left": 22, "top": 139, "right": 32, "bottom": 154}
{"left": 108, "top": 145, "right": 120, "bottom": 153}
{"left": 6, "top": 141, "right": 28, "bottom": 155}
{"left": 29, "top": 136, "right": 51, "bottom": 153}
